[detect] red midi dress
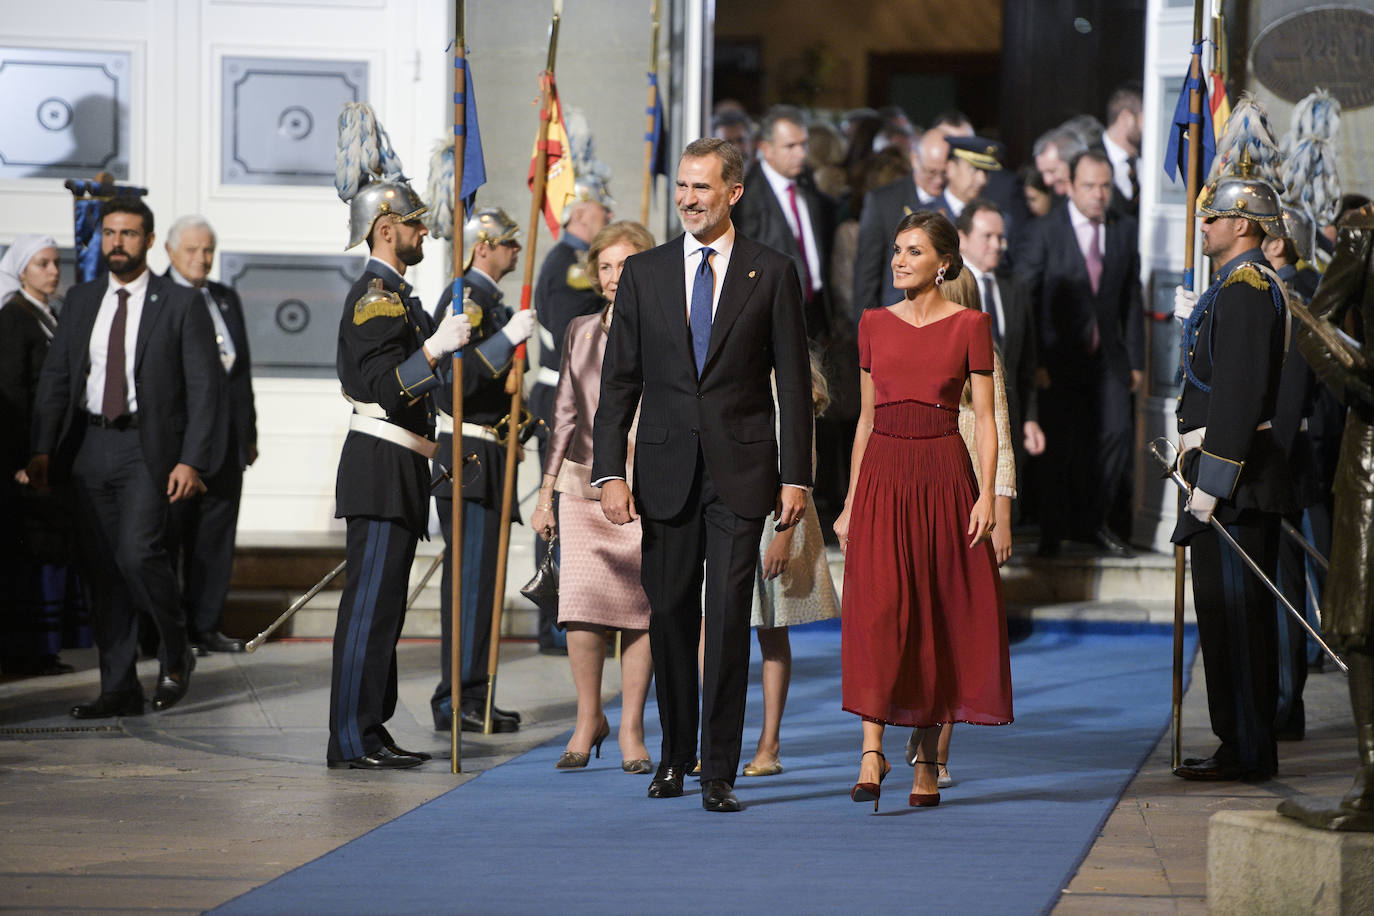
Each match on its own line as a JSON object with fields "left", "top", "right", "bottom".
{"left": 841, "top": 306, "right": 1014, "bottom": 727}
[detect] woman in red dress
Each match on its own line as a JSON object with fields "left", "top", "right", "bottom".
{"left": 834, "top": 211, "right": 1013, "bottom": 811}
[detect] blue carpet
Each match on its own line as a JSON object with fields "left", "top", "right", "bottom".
{"left": 217, "top": 625, "right": 1196, "bottom": 916}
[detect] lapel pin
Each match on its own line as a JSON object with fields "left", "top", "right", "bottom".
{"left": 748, "top": 270, "right": 757, "bottom": 279}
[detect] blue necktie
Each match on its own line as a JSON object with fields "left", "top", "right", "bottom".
{"left": 689, "top": 247, "right": 715, "bottom": 376}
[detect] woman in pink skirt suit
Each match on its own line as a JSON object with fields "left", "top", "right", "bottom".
{"left": 531, "top": 222, "right": 657, "bottom": 773}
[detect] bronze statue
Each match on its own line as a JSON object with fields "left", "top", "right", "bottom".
{"left": 1281, "top": 202, "right": 1374, "bottom": 831}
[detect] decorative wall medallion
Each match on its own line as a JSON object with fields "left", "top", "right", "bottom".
{"left": 0, "top": 47, "right": 131, "bottom": 180}
{"left": 222, "top": 56, "right": 368, "bottom": 186}
{"left": 221, "top": 253, "right": 364, "bottom": 375}
{"left": 1252, "top": 6, "right": 1374, "bottom": 110}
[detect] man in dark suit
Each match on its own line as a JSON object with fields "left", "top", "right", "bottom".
{"left": 957, "top": 199, "right": 1045, "bottom": 491}
{"left": 327, "top": 178, "right": 471, "bottom": 769}
{"left": 163, "top": 216, "right": 256, "bottom": 654}
{"left": 1095, "top": 86, "right": 1143, "bottom": 218}
{"left": 733, "top": 104, "right": 833, "bottom": 341}
{"left": 28, "top": 198, "right": 221, "bottom": 717}
{"left": 592, "top": 138, "right": 812, "bottom": 813}
{"left": 1018, "top": 150, "right": 1144, "bottom": 557}
{"left": 851, "top": 127, "right": 960, "bottom": 318}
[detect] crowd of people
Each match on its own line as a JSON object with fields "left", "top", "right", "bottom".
{"left": 2, "top": 206, "right": 254, "bottom": 713}
{"left": 5, "top": 83, "right": 1369, "bottom": 815}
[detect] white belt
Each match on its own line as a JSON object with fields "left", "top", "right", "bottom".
{"left": 348, "top": 414, "right": 439, "bottom": 459}
{"left": 344, "top": 393, "right": 439, "bottom": 459}
{"left": 1178, "top": 420, "right": 1273, "bottom": 459}
{"left": 435, "top": 410, "right": 500, "bottom": 443}
{"left": 535, "top": 366, "right": 559, "bottom": 388}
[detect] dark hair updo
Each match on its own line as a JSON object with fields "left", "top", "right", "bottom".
{"left": 893, "top": 210, "right": 963, "bottom": 283}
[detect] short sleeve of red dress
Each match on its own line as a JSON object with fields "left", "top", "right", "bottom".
{"left": 858, "top": 309, "right": 874, "bottom": 372}
{"left": 967, "top": 309, "right": 994, "bottom": 374}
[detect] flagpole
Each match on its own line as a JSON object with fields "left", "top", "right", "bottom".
{"left": 1171, "top": 0, "right": 1207, "bottom": 775}
{"left": 448, "top": 0, "right": 468, "bottom": 774}
{"left": 484, "top": 0, "right": 562, "bottom": 735}
{"left": 640, "top": 0, "right": 660, "bottom": 225}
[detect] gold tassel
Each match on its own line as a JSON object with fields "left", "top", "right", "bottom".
{"left": 1222, "top": 264, "right": 1270, "bottom": 293}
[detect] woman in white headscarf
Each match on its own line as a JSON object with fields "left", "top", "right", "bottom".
{"left": 1, "top": 234, "right": 77, "bottom": 676}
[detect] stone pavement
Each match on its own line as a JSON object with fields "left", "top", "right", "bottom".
{"left": 0, "top": 627, "right": 1359, "bottom": 913}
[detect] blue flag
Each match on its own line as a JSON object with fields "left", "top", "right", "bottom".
{"left": 456, "top": 56, "right": 486, "bottom": 210}
{"left": 648, "top": 72, "right": 668, "bottom": 178}
{"left": 1164, "top": 61, "right": 1216, "bottom": 185}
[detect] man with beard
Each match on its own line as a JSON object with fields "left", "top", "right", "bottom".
{"left": 1169, "top": 167, "right": 1294, "bottom": 782}
{"left": 592, "top": 138, "right": 811, "bottom": 812}
{"left": 327, "top": 178, "right": 471, "bottom": 769}
{"left": 1097, "top": 86, "right": 1143, "bottom": 217}
{"left": 28, "top": 198, "right": 221, "bottom": 717}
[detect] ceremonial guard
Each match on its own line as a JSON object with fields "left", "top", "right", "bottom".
{"left": 430, "top": 207, "right": 535, "bottom": 733}
{"left": 527, "top": 174, "right": 613, "bottom": 652}
{"left": 328, "top": 127, "right": 472, "bottom": 768}
{"left": 1287, "top": 200, "right": 1374, "bottom": 826}
{"left": 1170, "top": 141, "right": 1295, "bottom": 782}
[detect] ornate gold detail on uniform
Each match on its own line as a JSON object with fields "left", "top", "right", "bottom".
{"left": 903, "top": 206, "right": 914, "bottom": 216}
{"left": 461, "top": 297, "right": 484, "bottom": 329}
{"left": 1223, "top": 263, "right": 1271, "bottom": 293}
{"left": 565, "top": 263, "right": 593, "bottom": 291}
{"left": 352, "top": 278, "right": 406, "bottom": 325}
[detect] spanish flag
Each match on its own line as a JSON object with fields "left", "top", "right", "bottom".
{"left": 1208, "top": 67, "right": 1231, "bottom": 139}
{"left": 528, "top": 72, "right": 576, "bottom": 238}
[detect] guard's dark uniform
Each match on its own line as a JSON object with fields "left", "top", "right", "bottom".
{"left": 528, "top": 235, "right": 599, "bottom": 647}
{"left": 1172, "top": 248, "right": 1295, "bottom": 778}
{"left": 328, "top": 258, "right": 442, "bottom": 764}
{"left": 429, "top": 269, "right": 524, "bottom": 725}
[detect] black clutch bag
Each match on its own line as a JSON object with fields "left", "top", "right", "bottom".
{"left": 520, "top": 533, "right": 559, "bottom": 617}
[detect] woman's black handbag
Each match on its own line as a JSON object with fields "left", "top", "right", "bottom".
{"left": 519, "top": 533, "right": 559, "bottom": 617}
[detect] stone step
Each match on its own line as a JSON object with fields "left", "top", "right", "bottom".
{"left": 227, "top": 535, "right": 1193, "bottom": 643}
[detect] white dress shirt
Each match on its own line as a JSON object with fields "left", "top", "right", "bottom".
{"left": 594, "top": 223, "right": 804, "bottom": 492}
{"left": 916, "top": 185, "right": 940, "bottom": 208}
{"left": 84, "top": 267, "right": 150, "bottom": 415}
{"left": 757, "top": 159, "right": 823, "bottom": 293}
{"left": 964, "top": 263, "right": 1004, "bottom": 340}
{"left": 1101, "top": 134, "right": 1136, "bottom": 202}
{"left": 682, "top": 223, "right": 735, "bottom": 320}
{"left": 170, "top": 266, "right": 236, "bottom": 373}
{"left": 943, "top": 191, "right": 967, "bottom": 218}
{"left": 1067, "top": 199, "right": 1105, "bottom": 265}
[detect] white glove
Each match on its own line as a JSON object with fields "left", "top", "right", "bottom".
{"left": 1173, "top": 286, "right": 1198, "bottom": 322}
{"left": 425, "top": 309, "right": 472, "bottom": 360}
{"left": 499, "top": 309, "right": 537, "bottom": 346}
{"left": 1187, "top": 486, "right": 1218, "bottom": 524}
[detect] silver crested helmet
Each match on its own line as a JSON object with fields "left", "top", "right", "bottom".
{"left": 559, "top": 174, "right": 614, "bottom": 226}
{"left": 1198, "top": 172, "right": 1285, "bottom": 238}
{"left": 462, "top": 207, "right": 520, "bottom": 269}
{"left": 1281, "top": 204, "right": 1317, "bottom": 264}
{"left": 346, "top": 179, "right": 428, "bottom": 251}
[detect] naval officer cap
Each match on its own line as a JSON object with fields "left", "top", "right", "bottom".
{"left": 946, "top": 136, "right": 1004, "bottom": 171}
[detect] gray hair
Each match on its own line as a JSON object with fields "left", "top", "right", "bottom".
{"left": 166, "top": 214, "right": 217, "bottom": 250}
{"left": 1032, "top": 126, "right": 1088, "bottom": 163}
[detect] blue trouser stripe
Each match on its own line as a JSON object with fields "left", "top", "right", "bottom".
{"left": 460, "top": 505, "right": 485, "bottom": 684}
{"left": 338, "top": 521, "right": 390, "bottom": 759}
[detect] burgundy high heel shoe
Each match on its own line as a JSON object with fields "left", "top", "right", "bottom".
{"left": 910, "top": 760, "right": 941, "bottom": 807}
{"left": 850, "top": 749, "right": 892, "bottom": 812}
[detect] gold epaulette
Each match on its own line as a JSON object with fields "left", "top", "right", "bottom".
{"left": 565, "top": 263, "right": 593, "bottom": 291}
{"left": 352, "top": 279, "right": 407, "bottom": 325}
{"left": 1222, "top": 263, "right": 1270, "bottom": 293}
